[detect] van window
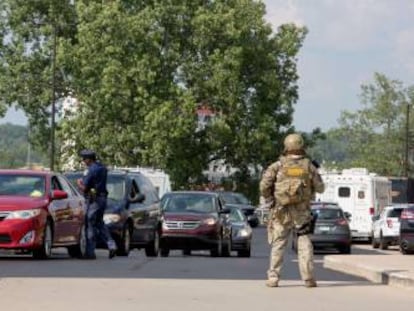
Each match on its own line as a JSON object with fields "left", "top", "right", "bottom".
{"left": 338, "top": 187, "right": 350, "bottom": 198}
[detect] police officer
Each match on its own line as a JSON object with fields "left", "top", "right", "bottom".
{"left": 260, "top": 133, "right": 324, "bottom": 288}
{"left": 76, "top": 149, "right": 117, "bottom": 259}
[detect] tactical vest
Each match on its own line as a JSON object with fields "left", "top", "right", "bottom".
{"left": 274, "top": 156, "right": 312, "bottom": 206}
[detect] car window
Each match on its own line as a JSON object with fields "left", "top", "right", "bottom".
{"left": 0, "top": 174, "right": 46, "bottom": 197}
{"left": 221, "top": 192, "right": 249, "bottom": 205}
{"left": 107, "top": 175, "right": 126, "bottom": 201}
{"left": 229, "top": 208, "right": 245, "bottom": 222}
{"left": 134, "top": 174, "right": 158, "bottom": 204}
{"left": 51, "top": 176, "right": 63, "bottom": 191}
{"left": 313, "top": 208, "right": 344, "bottom": 220}
{"left": 57, "top": 175, "right": 75, "bottom": 197}
{"left": 388, "top": 208, "right": 403, "bottom": 218}
{"left": 162, "top": 194, "right": 217, "bottom": 213}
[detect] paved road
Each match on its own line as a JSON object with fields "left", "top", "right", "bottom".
{"left": 0, "top": 227, "right": 413, "bottom": 310}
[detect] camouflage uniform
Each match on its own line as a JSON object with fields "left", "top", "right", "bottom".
{"left": 260, "top": 153, "right": 324, "bottom": 287}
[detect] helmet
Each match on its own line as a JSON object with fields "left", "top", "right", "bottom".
{"left": 283, "top": 133, "right": 304, "bottom": 152}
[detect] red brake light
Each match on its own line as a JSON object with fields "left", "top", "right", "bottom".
{"left": 386, "top": 219, "right": 393, "bottom": 228}
{"left": 401, "top": 210, "right": 414, "bottom": 220}
{"left": 369, "top": 207, "right": 375, "bottom": 215}
{"left": 336, "top": 219, "right": 348, "bottom": 226}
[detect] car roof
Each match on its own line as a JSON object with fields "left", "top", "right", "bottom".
{"left": 311, "top": 202, "right": 341, "bottom": 209}
{"left": 166, "top": 191, "right": 219, "bottom": 197}
{"left": 0, "top": 169, "right": 51, "bottom": 176}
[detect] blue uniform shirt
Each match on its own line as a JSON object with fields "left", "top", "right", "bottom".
{"left": 82, "top": 161, "right": 108, "bottom": 195}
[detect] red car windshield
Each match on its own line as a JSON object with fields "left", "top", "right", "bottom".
{"left": 0, "top": 174, "right": 46, "bottom": 198}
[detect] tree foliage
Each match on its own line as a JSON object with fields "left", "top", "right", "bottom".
{"left": 0, "top": 0, "right": 308, "bottom": 187}
{"left": 310, "top": 73, "right": 414, "bottom": 176}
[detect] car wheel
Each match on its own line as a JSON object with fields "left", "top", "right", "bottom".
{"left": 182, "top": 249, "right": 191, "bottom": 256}
{"left": 145, "top": 230, "right": 160, "bottom": 257}
{"left": 221, "top": 237, "right": 232, "bottom": 257}
{"left": 237, "top": 245, "right": 251, "bottom": 258}
{"left": 338, "top": 245, "right": 351, "bottom": 254}
{"left": 160, "top": 247, "right": 170, "bottom": 257}
{"left": 210, "top": 236, "right": 222, "bottom": 257}
{"left": 372, "top": 232, "right": 380, "bottom": 249}
{"left": 117, "top": 224, "right": 132, "bottom": 257}
{"left": 33, "top": 220, "right": 53, "bottom": 259}
{"left": 67, "top": 224, "right": 86, "bottom": 258}
{"left": 379, "top": 232, "right": 388, "bottom": 250}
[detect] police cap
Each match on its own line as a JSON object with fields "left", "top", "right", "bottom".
{"left": 79, "top": 149, "right": 96, "bottom": 160}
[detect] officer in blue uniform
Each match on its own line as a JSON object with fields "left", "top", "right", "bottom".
{"left": 76, "top": 149, "right": 117, "bottom": 259}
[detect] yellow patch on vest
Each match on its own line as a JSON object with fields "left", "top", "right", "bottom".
{"left": 286, "top": 167, "right": 305, "bottom": 177}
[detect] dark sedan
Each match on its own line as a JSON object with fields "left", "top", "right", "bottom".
{"left": 160, "top": 191, "right": 231, "bottom": 257}
{"left": 65, "top": 170, "right": 161, "bottom": 257}
{"left": 400, "top": 205, "right": 414, "bottom": 254}
{"left": 219, "top": 191, "right": 259, "bottom": 227}
{"left": 292, "top": 202, "right": 352, "bottom": 254}
{"left": 228, "top": 206, "right": 252, "bottom": 257}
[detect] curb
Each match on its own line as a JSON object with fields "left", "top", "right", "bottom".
{"left": 323, "top": 256, "right": 414, "bottom": 290}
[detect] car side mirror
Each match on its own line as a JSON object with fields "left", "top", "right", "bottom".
{"left": 219, "top": 207, "right": 231, "bottom": 214}
{"left": 52, "top": 190, "right": 68, "bottom": 200}
{"left": 344, "top": 211, "right": 352, "bottom": 220}
{"left": 129, "top": 193, "right": 145, "bottom": 204}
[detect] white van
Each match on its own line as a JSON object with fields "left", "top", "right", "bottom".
{"left": 315, "top": 168, "right": 392, "bottom": 240}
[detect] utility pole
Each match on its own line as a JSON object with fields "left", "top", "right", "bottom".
{"left": 50, "top": 24, "right": 57, "bottom": 171}
{"left": 405, "top": 103, "right": 410, "bottom": 177}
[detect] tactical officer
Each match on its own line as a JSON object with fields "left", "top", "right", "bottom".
{"left": 76, "top": 149, "right": 117, "bottom": 259}
{"left": 260, "top": 133, "right": 324, "bottom": 288}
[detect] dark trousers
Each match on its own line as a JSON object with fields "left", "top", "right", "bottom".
{"left": 85, "top": 196, "right": 116, "bottom": 257}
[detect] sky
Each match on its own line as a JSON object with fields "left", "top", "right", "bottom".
{"left": 2, "top": 0, "right": 414, "bottom": 132}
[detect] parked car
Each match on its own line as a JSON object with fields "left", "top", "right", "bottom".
{"left": 227, "top": 206, "right": 252, "bottom": 257}
{"left": 399, "top": 204, "right": 414, "bottom": 254}
{"left": 65, "top": 170, "right": 161, "bottom": 257}
{"left": 0, "top": 169, "right": 86, "bottom": 259}
{"left": 219, "top": 191, "right": 259, "bottom": 227}
{"left": 160, "top": 191, "right": 231, "bottom": 257}
{"left": 292, "top": 202, "right": 352, "bottom": 254}
{"left": 372, "top": 204, "right": 407, "bottom": 250}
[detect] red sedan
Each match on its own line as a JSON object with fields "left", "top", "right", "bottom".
{"left": 0, "top": 169, "right": 86, "bottom": 259}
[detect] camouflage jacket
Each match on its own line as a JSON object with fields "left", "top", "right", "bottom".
{"left": 259, "top": 154, "right": 324, "bottom": 208}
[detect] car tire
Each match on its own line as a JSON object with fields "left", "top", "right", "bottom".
{"left": 182, "top": 249, "right": 191, "bottom": 256}
{"left": 67, "top": 224, "right": 86, "bottom": 258}
{"left": 160, "top": 247, "right": 170, "bottom": 257}
{"left": 379, "top": 232, "right": 388, "bottom": 250}
{"left": 145, "top": 230, "right": 160, "bottom": 257}
{"left": 372, "top": 232, "right": 380, "bottom": 249}
{"left": 117, "top": 223, "right": 132, "bottom": 257}
{"left": 237, "top": 245, "right": 251, "bottom": 258}
{"left": 210, "top": 236, "right": 222, "bottom": 257}
{"left": 33, "top": 220, "right": 53, "bottom": 259}
{"left": 338, "top": 245, "right": 351, "bottom": 254}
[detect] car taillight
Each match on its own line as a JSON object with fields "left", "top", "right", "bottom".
{"left": 369, "top": 207, "right": 375, "bottom": 215}
{"left": 336, "top": 219, "right": 348, "bottom": 226}
{"left": 401, "top": 210, "right": 414, "bottom": 220}
{"left": 386, "top": 219, "right": 393, "bottom": 228}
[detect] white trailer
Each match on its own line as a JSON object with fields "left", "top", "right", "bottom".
{"left": 315, "top": 168, "right": 392, "bottom": 240}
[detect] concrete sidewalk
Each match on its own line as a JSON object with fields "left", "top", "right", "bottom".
{"left": 324, "top": 253, "right": 414, "bottom": 290}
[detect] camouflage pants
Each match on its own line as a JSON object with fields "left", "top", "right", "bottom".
{"left": 267, "top": 203, "right": 314, "bottom": 282}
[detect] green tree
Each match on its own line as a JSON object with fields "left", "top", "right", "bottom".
{"left": 0, "top": 1, "right": 308, "bottom": 187}
{"left": 334, "top": 73, "right": 411, "bottom": 176}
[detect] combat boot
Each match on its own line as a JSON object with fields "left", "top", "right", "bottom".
{"left": 304, "top": 279, "right": 317, "bottom": 288}
{"left": 265, "top": 279, "right": 279, "bottom": 287}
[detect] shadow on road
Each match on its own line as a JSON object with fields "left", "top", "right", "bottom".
{"left": 0, "top": 227, "right": 372, "bottom": 287}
